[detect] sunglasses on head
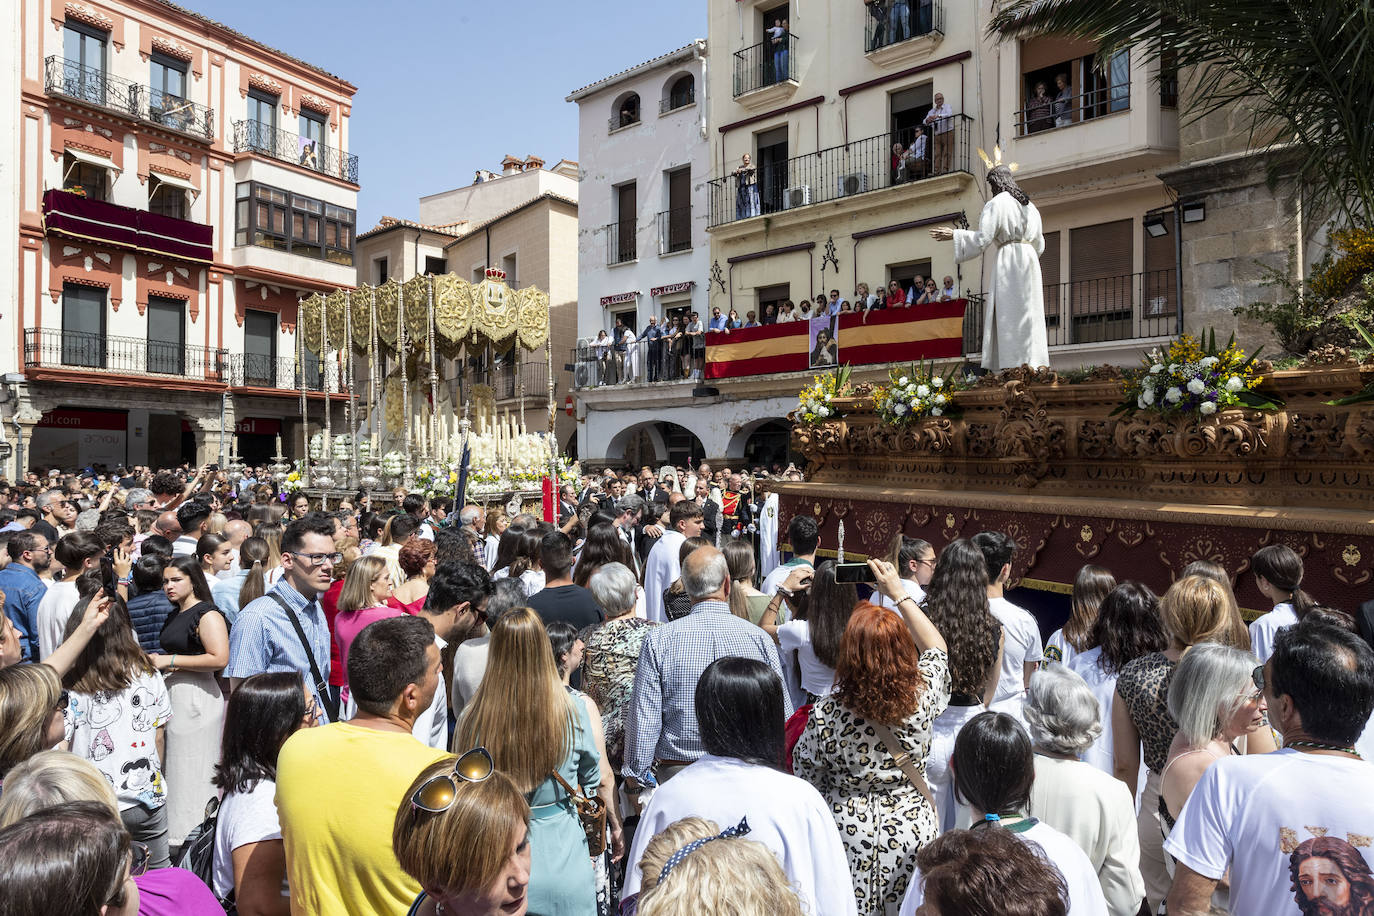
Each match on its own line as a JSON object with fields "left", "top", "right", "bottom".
{"left": 410, "top": 747, "right": 494, "bottom": 813}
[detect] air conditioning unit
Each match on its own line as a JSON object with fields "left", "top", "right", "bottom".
{"left": 837, "top": 172, "right": 869, "bottom": 197}
{"left": 783, "top": 185, "right": 811, "bottom": 209}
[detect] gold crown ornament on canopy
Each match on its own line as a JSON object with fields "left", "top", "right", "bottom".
{"left": 976, "top": 145, "right": 1019, "bottom": 174}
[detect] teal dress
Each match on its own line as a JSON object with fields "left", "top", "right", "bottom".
{"left": 527, "top": 693, "right": 601, "bottom": 916}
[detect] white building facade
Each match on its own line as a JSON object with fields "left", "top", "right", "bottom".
{"left": 568, "top": 41, "right": 774, "bottom": 466}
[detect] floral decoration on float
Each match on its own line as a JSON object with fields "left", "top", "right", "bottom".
{"left": 1117, "top": 331, "right": 1282, "bottom": 417}
{"left": 873, "top": 360, "right": 970, "bottom": 426}
{"left": 796, "top": 364, "right": 853, "bottom": 425}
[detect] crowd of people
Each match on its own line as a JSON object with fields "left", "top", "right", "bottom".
{"left": 584, "top": 278, "right": 960, "bottom": 387}
{"left": 1, "top": 462, "right": 1372, "bottom": 916}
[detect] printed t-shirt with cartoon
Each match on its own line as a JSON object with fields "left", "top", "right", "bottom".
{"left": 1164, "top": 749, "right": 1374, "bottom": 916}
{"left": 64, "top": 671, "right": 173, "bottom": 811}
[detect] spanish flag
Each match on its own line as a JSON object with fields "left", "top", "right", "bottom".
{"left": 705, "top": 300, "right": 966, "bottom": 380}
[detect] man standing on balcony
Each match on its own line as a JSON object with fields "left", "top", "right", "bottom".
{"left": 639, "top": 316, "right": 663, "bottom": 383}
{"left": 767, "top": 19, "right": 788, "bottom": 84}
{"left": 924, "top": 93, "right": 954, "bottom": 174}
{"left": 865, "top": 0, "right": 888, "bottom": 50}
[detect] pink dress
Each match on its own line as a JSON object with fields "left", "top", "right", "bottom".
{"left": 333, "top": 605, "right": 404, "bottom": 687}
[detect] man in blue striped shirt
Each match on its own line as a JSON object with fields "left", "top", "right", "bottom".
{"left": 226, "top": 514, "right": 338, "bottom": 720}
{"left": 622, "top": 545, "right": 792, "bottom": 787}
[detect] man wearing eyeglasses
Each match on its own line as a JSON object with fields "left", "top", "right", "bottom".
{"left": 0, "top": 531, "right": 53, "bottom": 661}
{"left": 226, "top": 514, "right": 339, "bottom": 722}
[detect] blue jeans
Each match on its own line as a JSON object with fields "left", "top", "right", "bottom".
{"left": 889, "top": 1, "right": 909, "bottom": 42}
{"left": 772, "top": 48, "right": 788, "bottom": 82}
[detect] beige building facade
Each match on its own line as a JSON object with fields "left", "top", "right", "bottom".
{"left": 354, "top": 159, "right": 580, "bottom": 453}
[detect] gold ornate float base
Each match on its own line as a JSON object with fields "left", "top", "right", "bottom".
{"left": 785, "top": 367, "right": 1374, "bottom": 612}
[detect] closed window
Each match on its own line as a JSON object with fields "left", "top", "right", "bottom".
{"left": 246, "top": 90, "right": 278, "bottom": 152}
{"left": 243, "top": 310, "right": 276, "bottom": 386}
{"left": 146, "top": 296, "right": 184, "bottom": 375}
{"left": 149, "top": 182, "right": 187, "bottom": 220}
{"left": 233, "top": 181, "right": 353, "bottom": 264}
{"left": 62, "top": 283, "right": 106, "bottom": 368}
{"left": 149, "top": 51, "right": 187, "bottom": 126}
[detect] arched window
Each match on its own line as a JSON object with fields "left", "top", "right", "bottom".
{"left": 666, "top": 74, "right": 695, "bottom": 112}
{"left": 612, "top": 92, "right": 640, "bottom": 130}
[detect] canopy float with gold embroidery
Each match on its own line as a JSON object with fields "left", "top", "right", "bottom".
{"left": 294, "top": 269, "right": 559, "bottom": 493}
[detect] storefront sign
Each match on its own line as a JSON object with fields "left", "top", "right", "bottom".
{"left": 31, "top": 408, "right": 127, "bottom": 469}
{"left": 234, "top": 417, "right": 282, "bottom": 436}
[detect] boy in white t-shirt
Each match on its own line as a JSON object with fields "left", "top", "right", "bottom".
{"left": 1165, "top": 618, "right": 1374, "bottom": 916}
{"left": 973, "top": 531, "right": 1044, "bottom": 708}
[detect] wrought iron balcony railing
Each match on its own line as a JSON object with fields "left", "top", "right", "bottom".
{"left": 733, "top": 31, "right": 798, "bottom": 97}
{"left": 24, "top": 329, "right": 227, "bottom": 381}
{"left": 570, "top": 337, "right": 700, "bottom": 390}
{"left": 660, "top": 89, "right": 695, "bottom": 114}
{"left": 44, "top": 57, "right": 214, "bottom": 141}
{"left": 707, "top": 115, "right": 973, "bottom": 227}
{"left": 1015, "top": 84, "right": 1131, "bottom": 136}
{"left": 478, "top": 360, "right": 550, "bottom": 401}
{"left": 232, "top": 119, "right": 360, "bottom": 184}
{"left": 864, "top": 0, "right": 943, "bottom": 52}
{"left": 657, "top": 207, "right": 692, "bottom": 254}
{"left": 146, "top": 86, "right": 214, "bottom": 141}
{"left": 228, "top": 353, "right": 326, "bottom": 391}
{"left": 609, "top": 113, "right": 640, "bottom": 132}
{"left": 961, "top": 269, "right": 1179, "bottom": 353}
{"left": 604, "top": 222, "right": 637, "bottom": 265}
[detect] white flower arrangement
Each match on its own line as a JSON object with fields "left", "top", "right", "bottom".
{"left": 380, "top": 451, "right": 406, "bottom": 478}
{"left": 1119, "top": 331, "right": 1278, "bottom": 418}
{"left": 875, "top": 360, "right": 966, "bottom": 427}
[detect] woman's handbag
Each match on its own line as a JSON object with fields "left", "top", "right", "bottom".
{"left": 552, "top": 770, "right": 608, "bottom": 857}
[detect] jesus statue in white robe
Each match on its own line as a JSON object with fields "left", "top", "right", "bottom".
{"left": 932, "top": 165, "right": 1049, "bottom": 371}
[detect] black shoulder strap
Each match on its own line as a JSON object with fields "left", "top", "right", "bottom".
{"left": 267, "top": 590, "right": 339, "bottom": 722}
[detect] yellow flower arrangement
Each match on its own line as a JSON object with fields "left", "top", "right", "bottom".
{"left": 796, "top": 364, "right": 852, "bottom": 425}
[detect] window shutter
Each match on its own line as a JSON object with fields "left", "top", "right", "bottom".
{"left": 1069, "top": 218, "right": 1132, "bottom": 316}
{"left": 1143, "top": 221, "right": 1177, "bottom": 318}
{"left": 1040, "top": 231, "right": 1061, "bottom": 316}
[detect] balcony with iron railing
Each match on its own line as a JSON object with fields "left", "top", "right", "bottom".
{"left": 24, "top": 329, "right": 227, "bottom": 382}
{"left": 660, "top": 89, "right": 695, "bottom": 114}
{"left": 44, "top": 56, "right": 215, "bottom": 141}
{"left": 227, "top": 353, "right": 328, "bottom": 391}
{"left": 961, "top": 269, "right": 1178, "bottom": 353}
{"left": 604, "top": 222, "right": 637, "bottom": 265}
{"left": 734, "top": 32, "right": 798, "bottom": 98}
{"left": 232, "top": 119, "right": 360, "bottom": 184}
{"left": 477, "top": 360, "right": 551, "bottom": 401}
{"left": 1015, "top": 83, "right": 1131, "bottom": 137}
{"left": 707, "top": 115, "right": 973, "bottom": 228}
{"left": 657, "top": 207, "right": 692, "bottom": 255}
{"left": 864, "top": 0, "right": 943, "bottom": 55}
{"left": 609, "top": 112, "right": 641, "bottom": 133}
{"left": 42, "top": 189, "right": 214, "bottom": 263}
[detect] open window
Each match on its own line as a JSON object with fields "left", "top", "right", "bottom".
{"left": 148, "top": 169, "right": 198, "bottom": 220}
{"left": 613, "top": 92, "right": 641, "bottom": 130}
{"left": 62, "top": 147, "right": 118, "bottom": 201}
{"left": 663, "top": 74, "right": 695, "bottom": 113}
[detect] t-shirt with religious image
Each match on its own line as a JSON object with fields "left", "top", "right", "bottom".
{"left": 63, "top": 671, "right": 173, "bottom": 812}
{"left": 1164, "top": 748, "right": 1374, "bottom": 916}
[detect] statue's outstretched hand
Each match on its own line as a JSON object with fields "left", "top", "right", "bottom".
{"left": 929, "top": 227, "right": 955, "bottom": 241}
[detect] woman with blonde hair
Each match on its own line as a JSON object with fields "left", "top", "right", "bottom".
{"left": 1111, "top": 573, "right": 1261, "bottom": 913}
{"left": 723, "top": 539, "right": 769, "bottom": 623}
{"left": 1045, "top": 564, "right": 1116, "bottom": 667}
{"left": 0, "top": 662, "right": 66, "bottom": 779}
{"left": 455, "top": 607, "right": 600, "bottom": 916}
{"left": 635, "top": 816, "right": 805, "bottom": 916}
{"left": 484, "top": 509, "right": 509, "bottom": 566}
{"left": 332, "top": 555, "right": 396, "bottom": 691}
{"left": 0, "top": 749, "right": 120, "bottom": 827}
{"left": 253, "top": 521, "right": 284, "bottom": 586}
{"left": 393, "top": 750, "right": 532, "bottom": 915}
{"left": 0, "top": 751, "right": 225, "bottom": 911}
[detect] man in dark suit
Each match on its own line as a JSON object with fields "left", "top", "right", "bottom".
{"left": 692, "top": 477, "right": 720, "bottom": 545}
{"left": 637, "top": 467, "right": 667, "bottom": 506}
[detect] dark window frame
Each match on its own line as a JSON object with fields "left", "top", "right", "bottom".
{"left": 246, "top": 89, "right": 279, "bottom": 132}
{"left": 234, "top": 180, "right": 354, "bottom": 265}
{"left": 61, "top": 281, "right": 107, "bottom": 368}
{"left": 145, "top": 295, "right": 186, "bottom": 375}
{"left": 424, "top": 256, "right": 447, "bottom": 276}
{"left": 63, "top": 20, "right": 107, "bottom": 72}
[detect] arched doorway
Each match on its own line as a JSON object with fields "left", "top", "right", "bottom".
{"left": 734, "top": 418, "right": 795, "bottom": 473}
{"left": 606, "top": 421, "right": 706, "bottom": 469}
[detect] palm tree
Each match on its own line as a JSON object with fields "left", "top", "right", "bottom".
{"left": 988, "top": 1, "right": 1374, "bottom": 227}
